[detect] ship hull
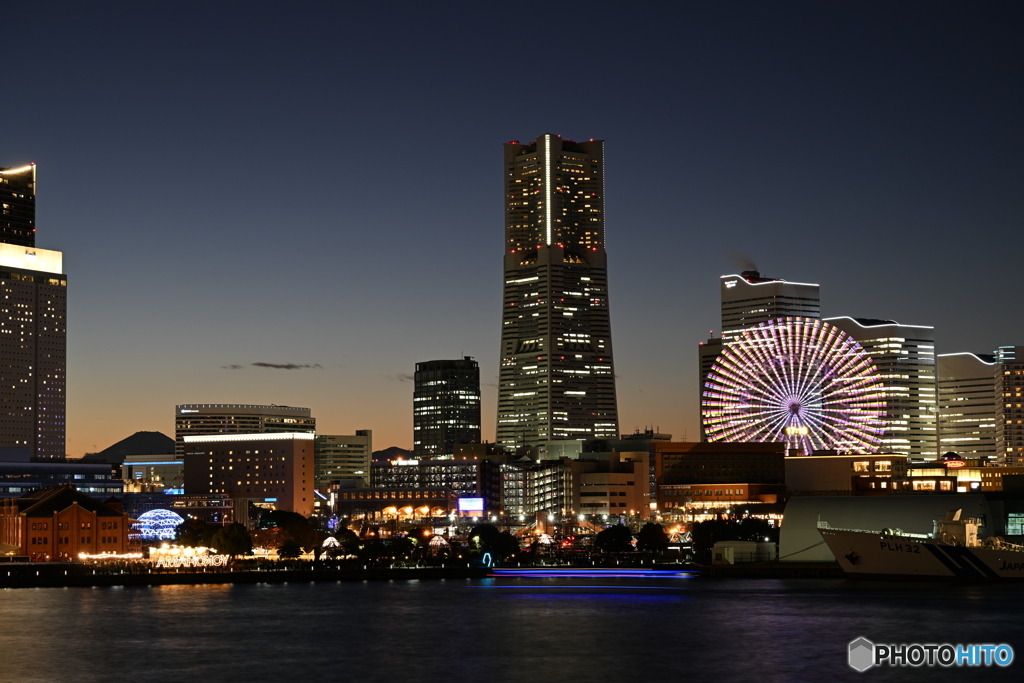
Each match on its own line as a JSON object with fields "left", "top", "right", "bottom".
{"left": 819, "top": 528, "right": 1024, "bottom": 580}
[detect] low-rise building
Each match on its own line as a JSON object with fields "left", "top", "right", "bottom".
{"left": 659, "top": 482, "right": 786, "bottom": 511}
{"left": 372, "top": 458, "right": 503, "bottom": 512}
{"left": 121, "top": 454, "right": 185, "bottom": 493}
{"left": 0, "top": 485, "right": 129, "bottom": 561}
{"left": 655, "top": 442, "right": 787, "bottom": 486}
{"left": 526, "top": 452, "right": 649, "bottom": 520}
{"left": 332, "top": 486, "right": 456, "bottom": 519}
{"left": 980, "top": 466, "right": 1024, "bottom": 492}
{"left": 907, "top": 458, "right": 982, "bottom": 493}
{"left": 785, "top": 453, "right": 909, "bottom": 496}
{"left": 0, "top": 451, "right": 123, "bottom": 498}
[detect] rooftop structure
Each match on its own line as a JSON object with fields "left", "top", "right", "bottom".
{"left": 175, "top": 404, "right": 315, "bottom": 455}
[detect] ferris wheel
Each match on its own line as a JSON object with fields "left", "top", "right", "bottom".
{"left": 702, "top": 317, "right": 887, "bottom": 454}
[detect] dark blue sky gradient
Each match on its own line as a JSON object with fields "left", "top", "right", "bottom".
{"left": 5, "top": 2, "right": 1022, "bottom": 454}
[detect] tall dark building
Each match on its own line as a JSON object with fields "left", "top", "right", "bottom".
{"left": 0, "top": 164, "right": 66, "bottom": 459}
{"left": 413, "top": 358, "right": 481, "bottom": 459}
{"left": 1, "top": 164, "right": 36, "bottom": 247}
{"left": 497, "top": 134, "right": 618, "bottom": 450}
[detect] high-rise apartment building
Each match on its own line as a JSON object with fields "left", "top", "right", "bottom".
{"left": 175, "top": 404, "right": 315, "bottom": 455}
{"left": 0, "top": 164, "right": 66, "bottom": 459}
{"left": 315, "top": 431, "right": 372, "bottom": 490}
{"left": 937, "top": 352, "right": 998, "bottom": 461}
{"left": 996, "top": 346, "right": 1024, "bottom": 465}
{"left": 825, "top": 318, "right": 937, "bottom": 460}
{"left": 699, "top": 271, "right": 820, "bottom": 439}
{"left": 497, "top": 134, "right": 618, "bottom": 450}
{"left": 413, "top": 358, "right": 481, "bottom": 458}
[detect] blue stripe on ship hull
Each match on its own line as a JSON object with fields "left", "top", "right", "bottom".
{"left": 922, "top": 543, "right": 983, "bottom": 577}
{"left": 941, "top": 546, "right": 1000, "bottom": 578}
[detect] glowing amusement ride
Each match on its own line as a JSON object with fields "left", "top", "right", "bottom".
{"left": 702, "top": 317, "right": 887, "bottom": 454}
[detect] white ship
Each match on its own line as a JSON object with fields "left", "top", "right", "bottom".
{"left": 818, "top": 509, "right": 1024, "bottom": 579}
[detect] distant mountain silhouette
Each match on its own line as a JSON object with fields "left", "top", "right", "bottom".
{"left": 373, "top": 446, "right": 413, "bottom": 462}
{"left": 81, "top": 431, "right": 175, "bottom": 465}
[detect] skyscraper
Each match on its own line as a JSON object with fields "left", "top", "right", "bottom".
{"left": 996, "top": 346, "right": 1024, "bottom": 465}
{"left": 0, "top": 164, "right": 66, "bottom": 459}
{"left": 496, "top": 135, "right": 618, "bottom": 450}
{"left": 825, "top": 317, "right": 937, "bottom": 460}
{"left": 937, "top": 352, "right": 997, "bottom": 461}
{"left": 699, "top": 271, "right": 820, "bottom": 439}
{"left": 413, "top": 358, "right": 480, "bottom": 458}
{"left": 720, "top": 271, "right": 821, "bottom": 341}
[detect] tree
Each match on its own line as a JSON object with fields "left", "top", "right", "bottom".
{"left": 691, "top": 517, "right": 778, "bottom": 551}
{"left": 357, "top": 538, "right": 390, "bottom": 562}
{"left": 467, "top": 524, "right": 519, "bottom": 561}
{"left": 468, "top": 524, "right": 501, "bottom": 551}
{"left": 594, "top": 524, "right": 634, "bottom": 553}
{"left": 278, "top": 540, "right": 303, "bottom": 559}
{"left": 259, "top": 509, "right": 308, "bottom": 530}
{"left": 176, "top": 518, "right": 215, "bottom": 547}
{"left": 211, "top": 523, "right": 253, "bottom": 558}
{"left": 636, "top": 522, "right": 670, "bottom": 553}
{"left": 489, "top": 531, "right": 521, "bottom": 561}
{"left": 691, "top": 518, "right": 739, "bottom": 550}
{"left": 262, "top": 509, "right": 324, "bottom": 557}
{"left": 332, "top": 528, "right": 360, "bottom": 556}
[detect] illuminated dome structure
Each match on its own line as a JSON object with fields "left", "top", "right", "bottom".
{"left": 702, "top": 317, "right": 887, "bottom": 454}
{"left": 133, "top": 509, "right": 186, "bottom": 541}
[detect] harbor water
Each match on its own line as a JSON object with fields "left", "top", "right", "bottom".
{"left": 1, "top": 577, "right": 1022, "bottom": 682}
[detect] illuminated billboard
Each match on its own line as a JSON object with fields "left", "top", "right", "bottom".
{"left": 458, "top": 498, "right": 484, "bottom": 513}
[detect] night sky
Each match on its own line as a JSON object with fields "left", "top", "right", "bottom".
{"left": 5, "top": 3, "right": 1022, "bottom": 456}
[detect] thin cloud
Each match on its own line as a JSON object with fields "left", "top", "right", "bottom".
{"left": 252, "top": 362, "right": 323, "bottom": 370}
{"left": 223, "top": 362, "right": 323, "bottom": 370}
{"left": 393, "top": 374, "right": 414, "bottom": 382}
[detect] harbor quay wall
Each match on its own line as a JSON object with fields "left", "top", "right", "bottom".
{"left": 0, "top": 560, "right": 844, "bottom": 588}
{"left": 0, "top": 562, "right": 490, "bottom": 589}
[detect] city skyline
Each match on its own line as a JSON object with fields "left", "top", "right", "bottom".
{"left": 5, "top": 4, "right": 1022, "bottom": 456}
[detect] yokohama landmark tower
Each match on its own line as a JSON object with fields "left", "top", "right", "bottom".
{"left": 497, "top": 134, "right": 618, "bottom": 450}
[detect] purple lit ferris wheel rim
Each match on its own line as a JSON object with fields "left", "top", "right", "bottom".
{"left": 701, "top": 317, "right": 887, "bottom": 453}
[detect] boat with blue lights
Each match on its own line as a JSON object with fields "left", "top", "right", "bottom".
{"left": 489, "top": 567, "right": 698, "bottom": 579}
